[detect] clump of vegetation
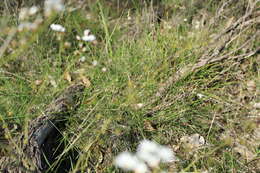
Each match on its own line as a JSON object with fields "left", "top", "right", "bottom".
{"left": 0, "top": 0, "right": 259, "bottom": 172}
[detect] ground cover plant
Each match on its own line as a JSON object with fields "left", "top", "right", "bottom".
{"left": 0, "top": 0, "right": 259, "bottom": 172}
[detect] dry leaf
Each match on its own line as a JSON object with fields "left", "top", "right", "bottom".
{"left": 7, "top": 112, "right": 13, "bottom": 116}
{"left": 64, "top": 71, "right": 72, "bottom": 83}
{"left": 81, "top": 76, "right": 91, "bottom": 87}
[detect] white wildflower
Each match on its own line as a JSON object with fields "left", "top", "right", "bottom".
{"left": 81, "top": 29, "right": 96, "bottom": 42}
{"left": 76, "top": 35, "right": 81, "bottom": 40}
{"left": 82, "top": 35, "right": 96, "bottom": 42}
{"left": 82, "top": 47, "right": 87, "bottom": 52}
{"left": 28, "top": 6, "right": 38, "bottom": 15}
{"left": 135, "top": 163, "right": 149, "bottom": 173}
{"left": 136, "top": 103, "right": 144, "bottom": 108}
{"left": 101, "top": 67, "right": 107, "bottom": 72}
{"left": 157, "top": 146, "right": 176, "bottom": 163}
{"left": 115, "top": 140, "right": 176, "bottom": 172}
{"left": 137, "top": 140, "right": 159, "bottom": 155}
{"left": 84, "top": 29, "right": 90, "bottom": 36}
{"left": 137, "top": 140, "right": 161, "bottom": 167}
{"left": 64, "top": 41, "right": 71, "bottom": 48}
{"left": 184, "top": 18, "right": 188, "bottom": 22}
{"left": 50, "top": 24, "right": 65, "bottom": 32}
{"left": 79, "top": 56, "right": 86, "bottom": 62}
{"left": 137, "top": 152, "right": 160, "bottom": 167}
{"left": 114, "top": 152, "right": 148, "bottom": 173}
{"left": 194, "top": 21, "right": 200, "bottom": 29}
{"left": 44, "top": 0, "right": 64, "bottom": 16}
{"left": 197, "top": 93, "right": 205, "bottom": 98}
{"left": 92, "top": 60, "right": 98, "bottom": 66}
{"left": 137, "top": 140, "right": 176, "bottom": 167}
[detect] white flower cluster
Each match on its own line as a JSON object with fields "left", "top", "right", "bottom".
{"left": 82, "top": 29, "right": 96, "bottom": 42}
{"left": 115, "top": 152, "right": 148, "bottom": 173}
{"left": 44, "top": 0, "right": 65, "bottom": 16}
{"left": 114, "top": 140, "right": 176, "bottom": 173}
{"left": 49, "top": 25, "right": 96, "bottom": 42}
{"left": 50, "top": 24, "right": 66, "bottom": 32}
{"left": 76, "top": 29, "right": 96, "bottom": 42}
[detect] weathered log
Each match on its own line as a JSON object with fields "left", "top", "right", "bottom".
{"left": 1, "top": 83, "right": 85, "bottom": 173}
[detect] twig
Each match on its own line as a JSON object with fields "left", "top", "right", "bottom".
{"left": 209, "top": 32, "right": 259, "bottom": 63}
{"left": 207, "top": 113, "right": 216, "bottom": 139}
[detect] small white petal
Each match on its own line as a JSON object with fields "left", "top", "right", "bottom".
{"left": 76, "top": 35, "right": 81, "bottom": 40}
{"left": 158, "top": 146, "right": 176, "bottom": 163}
{"left": 84, "top": 29, "right": 90, "bottom": 36}
{"left": 136, "top": 103, "right": 144, "bottom": 108}
{"left": 137, "top": 140, "right": 161, "bottom": 167}
{"left": 137, "top": 140, "right": 160, "bottom": 154}
{"left": 114, "top": 152, "right": 147, "bottom": 172}
{"left": 92, "top": 60, "right": 98, "bottom": 66}
{"left": 197, "top": 93, "right": 205, "bottom": 98}
{"left": 137, "top": 151, "right": 160, "bottom": 167}
{"left": 82, "top": 47, "right": 87, "bottom": 52}
{"left": 29, "top": 6, "right": 38, "bottom": 15}
{"left": 79, "top": 56, "right": 86, "bottom": 62}
{"left": 82, "top": 35, "right": 96, "bottom": 42}
{"left": 134, "top": 162, "right": 148, "bottom": 173}
{"left": 50, "top": 24, "right": 65, "bottom": 32}
{"left": 102, "top": 67, "right": 107, "bottom": 72}
{"left": 137, "top": 140, "right": 177, "bottom": 166}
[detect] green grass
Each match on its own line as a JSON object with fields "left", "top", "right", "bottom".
{"left": 0, "top": 0, "right": 259, "bottom": 172}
